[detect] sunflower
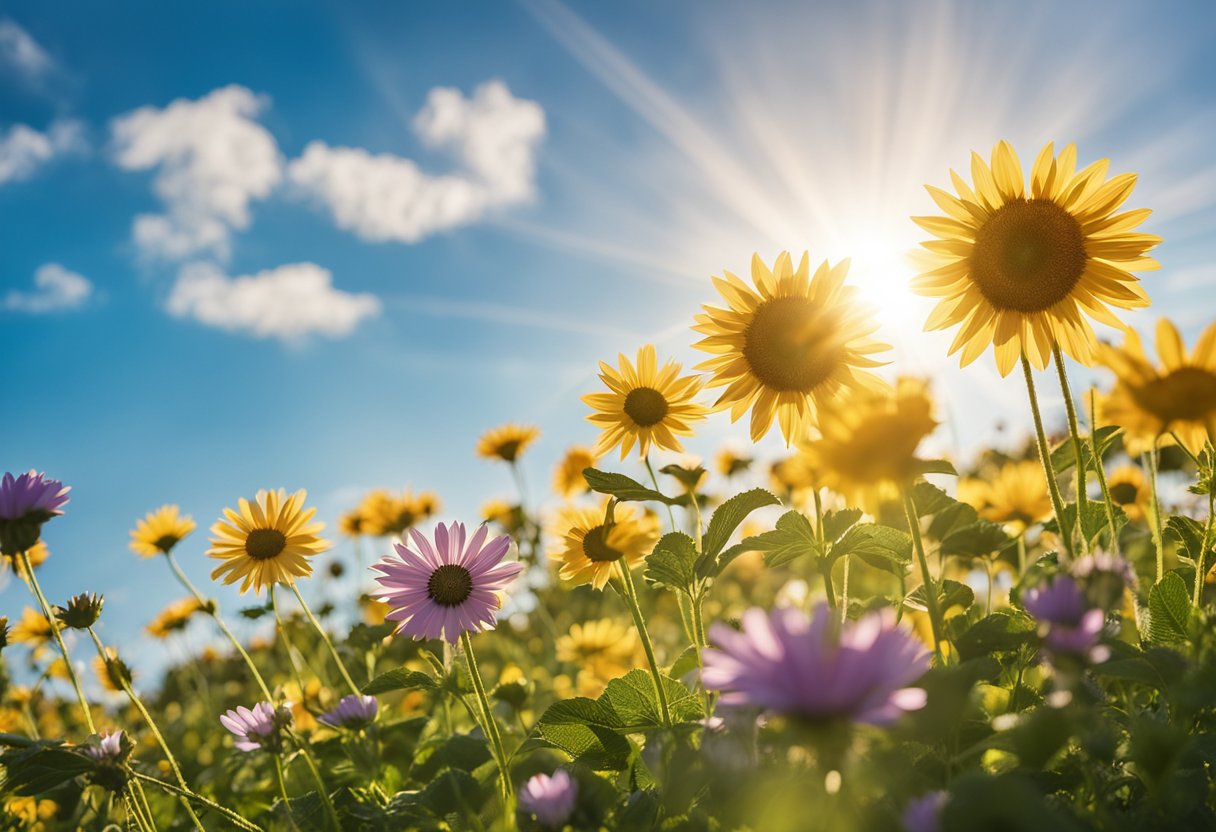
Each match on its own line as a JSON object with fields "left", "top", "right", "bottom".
{"left": 129, "top": 505, "right": 197, "bottom": 557}
{"left": 715, "top": 447, "right": 753, "bottom": 479}
{"left": 146, "top": 597, "right": 207, "bottom": 639}
{"left": 911, "top": 141, "right": 1160, "bottom": 376}
{"left": 477, "top": 424, "right": 540, "bottom": 463}
{"left": 359, "top": 489, "right": 440, "bottom": 537}
{"left": 582, "top": 345, "right": 708, "bottom": 460}
{"left": 93, "top": 648, "right": 132, "bottom": 693}
{"left": 958, "top": 460, "right": 1052, "bottom": 534}
{"left": 1106, "top": 465, "right": 1150, "bottom": 522}
{"left": 549, "top": 500, "right": 660, "bottom": 590}
{"left": 338, "top": 507, "right": 367, "bottom": 538}
{"left": 208, "top": 489, "right": 329, "bottom": 594}
{"left": 553, "top": 445, "right": 600, "bottom": 498}
{"left": 9, "top": 607, "right": 52, "bottom": 648}
{"left": 798, "top": 378, "right": 938, "bottom": 512}
{"left": 1095, "top": 319, "right": 1216, "bottom": 455}
{"left": 769, "top": 455, "right": 817, "bottom": 495}
{"left": 557, "top": 618, "right": 638, "bottom": 674}
{"left": 693, "top": 252, "right": 889, "bottom": 443}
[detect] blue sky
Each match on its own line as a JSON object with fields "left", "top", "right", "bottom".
{"left": 3, "top": 0, "right": 1216, "bottom": 687}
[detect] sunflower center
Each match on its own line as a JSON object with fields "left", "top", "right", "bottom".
{"left": 829, "top": 414, "right": 923, "bottom": 484}
{"left": 245, "top": 529, "right": 287, "bottom": 561}
{"left": 970, "top": 199, "right": 1087, "bottom": 312}
{"left": 427, "top": 564, "right": 474, "bottom": 607}
{"left": 154, "top": 534, "right": 181, "bottom": 553}
{"left": 743, "top": 296, "right": 842, "bottom": 392}
{"left": 582, "top": 525, "right": 624, "bottom": 563}
{"left": 623, "top": 387, "right": 670, "bottom": 427}
{"left": 1134, "top": 367, "right": 1216, "bottom": 423}
{"left": 496, "top": 441, "right": 521, "bottom": 461}
{"left": 1109, "top": 482, "right": 1139, "bottom": 506}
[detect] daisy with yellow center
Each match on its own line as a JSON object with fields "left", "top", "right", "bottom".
{"left": 553, "top": 445, "right": 600, "bottom": 498}
{"left": 549, "top": 501, "right": 660, "bottom": 590}
{"left": 582, "top": 345, "right": 708, "bottom": 460}
{"left": 208, "top": 489, "right": 329, "bottom": 594}
{"left": 477, "top": 424, "right": 540, "bottom": 463}
{"left": 338, "top": 507, "right": 367, "bottom": 538}
{"left": 715, "top": 446, "right": 753, "bottom": 479}
{"left": 1095, "top": 319, "right": 1216, "bottom": 456}
{"left": 958, "top": 460, "right": 1053, "bottom": 534}
{"left": 912, "top": 141, "right": 1160, "bottom": 376}
{"left": 557, "top": 618, "right": 640, "bottom": 696}
{"left": 9, "top": 606, "right": 53, "bottom": 648}
{"left": 359, "top": 488, "right": 440, "bottom": 538}
{"left": 1106, "top": 465, "right": 1149, "bottom": 523}
{"left": 146, "top": 597, "right": 207, "bottom": 639}
{"left": 129, "top": 504, "right": 196, "bottom": 557}
{"left": 693, "top": 252, "right": 889, "bottom": 443}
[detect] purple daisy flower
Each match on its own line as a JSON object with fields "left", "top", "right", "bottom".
{"left": 83, "top": 730, "right": 126, "bottom": 761}
{"left": 702, "top": 604, "right": 930, "bottom": 725}
{"left": 0, "top": 471, "right": 70, "bottom": 556}
{"left": 901, "top": 790, "right": 948, "bottom": 832}
{"left": 372, "top": 521, "right": 523, "bottom": 645}
{"left": 220, "top": 701, "right": 289, "bottom": 752}
{"left": 1022, "top": 575, "right": 1107, "bottom": 661}
{"left": 518, "top": 769, "right": 578, "bottom": 829}
{"left": 318, "top": 693, "right": 378, "bottom": 730}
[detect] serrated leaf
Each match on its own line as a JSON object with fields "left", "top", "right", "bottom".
{"left": 1043, "top": 500, "right": 1125, "bottom": 549}
{"left": 1165, "top": 515, "right": 1211, "bottom": 567}
{"left": 830, "top": 523, "right": 912, "bottom": 575}
{"left": 583, "top": 468, "right": 679, "bottom": 505}
{"left": 668, "top": 645, "right": 700, "bottom": 680}
{"left": 702, "top": 488, "right": 780, "bottom": 560}
{"left": 910, "top": 481, "right": 957, "bottom": 516}
{"left": 362, "top": 668, "right": 438, "bottom": 696}
{"left": 535, "top": 698, "right": 631, "bottom": 770}
{"left": 742, "top": 510, "right": 820, "bottom": 568}
{"left": 940, "top": 520, "right": 1013, "bottom": 558}
{"left": 1145, "top": 572, "right": 1191, "bottom": 643}
{"left": 271, "top": 791, "right": 328, "bottom": 832}
{"left": 0, "top": 745, "right": 93, "bottom": 795}
{"left": 955, "top": 611, "right": 1036, "bottom": 661}
{"left": 644, "top": 532, "right": 698, "bottom": 595}
{"left": 600, "top": 669, "right": 704, "bottom": 729}
{"left": 659, "top": 464, "right": 707, "bottom": 491}
{"left": 1051, "top": 425, "right": 1121, "bottom": 474}
{"left": 904, "top": 578, "right": 974, "bottom": 613}
{"left": 916, "top": 458, "right": 959, "bottom": 476}
{"left": 822, "top": 508, "right": 862, "bottom": 543}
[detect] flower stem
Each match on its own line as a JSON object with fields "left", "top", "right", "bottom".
{"left": 1196, "top": 489, "right": 1214, "bottom": 606}
{"left": 270, "top": 587, "right": 311, "bottom": 695}
{"left": 272, "top": 754, "right": 301, "bottom": 832}
{"left": 1146, "top": 439, "right": 1166, "bottom": 582}
{"left": 644, "top": 455, "right": 679, "bottom": 534}
{"left": 645, "top": 455, "right": 698, "bottom": 646}
{"left": 813, "top": 488, "right": 833, "bottom": 612}
{"left": 86, "top": 628, "right": 205, "bottom": 832}
{"left": 1088, "top": 389, "right": 1122, "bottom": 552}
{"left": 618, "top": 563, "right": 672, "bottom": 727}
{"left": 288, "top": 581, "right": 361, "bottom": 697}
{"left": 1020, "top": 355, "right": 1073, "bottom": 560}
{"left": 163, "top": 551, "right": 275, "bottom": 702}
{"left": 124, "top": 783, "right": 156, "bottom": 832}
{"left": 1052, "top": 346, "right": 1089, "bottom": 555}
{"left": 18, "top": 550, "right": 95, "bottom": 733}
{"left": 131, "top": 771, "right": 265, "bottom": 832}
{"left": 460, "top": 631, "right": 515, "bottom": 824}
{"left": 902, "top": 493, "right": 945, "bottom": 664}
{"left": 840, "top": 556, "right": 851, "bottom": 624}
{"left": 288, "top": 730, "right": 342, "bottom": 832}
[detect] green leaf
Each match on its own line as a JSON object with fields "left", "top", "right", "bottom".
{"left": 583, "top": 468, "right": 679, "bottom": 505}
{"left": 1050, "top": 425, "right": 1121, "bottom": 474}
{"left": 904, "top": 578, "right": 974, "bottom": 613}
{"left": 659, "top": 463, "right": 707, "bottom": 492}
{"left": 915, "top": 458, "right": 959, "bottom": 476}
{"left": 668, "top": 646, "right": 700, "bottom": 680}
{"left": 743, "top": 510, "right": 820, "bottom": 568}
{"left": 600, "top": 669, "right": 704, "bottom": 728}
{"left": 1043, "top": 500, "right": 1125, "bottom": 549}
{"left": 940, "top": 519, "right": 1013, "bottom": 558}
{"left": 1165, "top": 515, "right": 1211, "bottom": 568}
{"left": 534, "top": 698, "right": 632, "bottom": 770}
{"left": 1145, "top": 572, "right": 1191, "bottom": 643}
{"left": 419, "top": 769, "right": 490, "bottom": 817}
{"left": 362, "top": 668, "right": 438, "bottom": 696}
{"left": 830, "top": 523, "right": 912, "bottom": 575}
{"left": 910, "top": 481, "right": 958, "bottom": 516}
{"left": 822, "top": 508, "right": 862, "bottom": 543}
{"left": 954, "top": 611, "right": 1036, "bottom": 661}
{"left": 702, "top": 488, "right": 780, "bottom": 560}
{"left": 0, "top": 744, "right": 92, "bottom": 795}
{"left": 271, "top": 792, "right": 328, "bottom": 832}
{"left": 644, "top": 532, "right": 699, "bottom": 595}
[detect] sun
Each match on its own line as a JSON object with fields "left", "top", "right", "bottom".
{"left": 829, "top": 224, "right": 927, "bottom": 337}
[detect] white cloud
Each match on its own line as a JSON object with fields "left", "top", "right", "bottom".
{"left": 110, "top": 85, "right": 283, "bottom": 261}
{"left": 4, "top": 263, "right": 93, "bottom": 313}
{"left": 0, "top": 119, "right": 85, "bottom": 184}
{"left": 0, "top": 20, "right": 54, "bottom": 82}
{"left": 166, "top": 261, "right": 380, "bottom": 341}
{"left": 288, "top": 80, "right": 545, "bottom": 243}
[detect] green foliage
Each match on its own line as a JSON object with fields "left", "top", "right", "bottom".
{"left": 1145, "top": 572, "right": 1192, "bottom": 643}
{"left": 645, "top": 532, "right": 699, "bottom": 595}
{"left": 584, "top": 467, "right": 681, "bottom": 505}
{"left": 701, "top": 488, "right": 780, "bottom": 561}
{"left": 362, "top": 668, "right": 438, "bottom": 695}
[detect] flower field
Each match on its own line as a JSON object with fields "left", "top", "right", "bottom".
{"left": 3, "top": 141, "right": 1216, "bottom": 832}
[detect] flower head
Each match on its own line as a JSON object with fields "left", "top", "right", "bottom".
{"left": 129, "top": 505, "right": 196, "bottom": 557}
{"left": 553, "top": 445, "right": 600, "bottom": 498}
{"left": 693, "top": 252, "right": 889, "bottom": 443}
{"left": 9, "top": 607, "right": 53, "bottom": 649}
{"left": 360, "top": 488, "right": 441, "bottom": 537}
{"left": 518, "top": 769, "right": 578, "bottom": 829}
{"left": 146, "top": 598, "right": 208, "bottom": 639}
{"left": 220, "top": 701, "right": 291, "bottom": 752}
{"left": 958, "top": 460, "right": 1052, "bottom": 534}
{"left": 715, "top": 446, "right": 753, "bottom": 478}
{"left": 82, "top": 730, "right": 128, "bottom": 762}
{"left": 477, "top": 424, "right": 540, "bottom": 463}
{"left": 372, "top": 521, "right": 522, "bottom": 644}
{"left": 549, "top": 500, "right": 660, "bottom": 590}
{"left": 0, "top": 471, "right": 70, "bottom": 556}
{"left": 557, "top": 617, "right": 639, "bottom": 695}
{"left": 208, "top": 489, "right": 329, "bottom": 594}
{"left": 56, "top": 593, "right": 104, "bottom": 630}
{"left": 912, "top": 141, "right": 1159, "bottom": 375}
{"left": 703, "top": 604, "right": 930, "bottom": 724}
{"left": 1105, "top": 465, "right": 1149, "bottom": 522}
{"left": 94, "top": 648, "right": 133, "bottom": 693}
{"left": 1022, "top": 575, "right": 1107, "bottom": 660}
{"left": 318, "top": 693, "right": 379, "bottom": 730}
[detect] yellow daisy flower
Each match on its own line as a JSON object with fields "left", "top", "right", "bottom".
{"left": 553, "top": 445, "right": 600, "bottom": 498}
{"left": 477, "top": 424, "right": 540, "bottom": 463}
{"left": 3, "top": 796, "right": 58, "bottom": 831}
{"left": 338, "top": 507, "right": 367, "bottom": 538}
{"left": 93, "top": 648, "right": 132, "bottom": 693}
{"left": 1095, "top": 319, "right": 1216, "bottom": 455}
{"left": 693, "top": 252, "right": 889, "bottom": 443}
{"left": 958, "top": 460, "right": 1052, "bottom": 534}
{"left": 582, "top": 344, "right": 708, "bottom": 460}
{"left": 769, "top": 454, "right": 817, "bottom": 495}
{"left": 359, "top": 488, "right": 440, "bottom": 537}
{"left": 1106, "top": 465, "right": 1150, "bottom": 522}
{"left": 549, "top": 500, "right": 660, "bottom": 590}
{"left": 556, "top": 618, "right": 639, "bottom": 676}
{"left": 798, "top": 378, "right": 938, "bottom": 512}
{"left": 208, "top": 489, "right": 329, "bottom": 594}
{"left": 129, "top": 505, "right": 197, "bottom": 558}
{"left": 715, "top": 447, "right": 753, "bottom": 478}
{"left": 9, "top": 607, "right": 52, "bottom": 648}
{"left": 145, "top": 597, "right": 207, "bottom": 639}
{"left": 912, "top": 141, "right": 1160, "bottom": 376}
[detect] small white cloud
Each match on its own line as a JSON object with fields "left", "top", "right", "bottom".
{"left": 4, "top": 263, "right": 93, "bottom": 313}
{"left": 0, "top": 119, "right": 85, "bottom": 184}
{"left": 110, "top": 85, "right": 283, "bottom": 261}
{"left": 288, "top": 80, "right": 545, "bottom": 243}
{"left": 0, "top": 19, "right": 54, "bottom": 82}
{"left": 166, "top": 261, "right": 380, "bottom": 341}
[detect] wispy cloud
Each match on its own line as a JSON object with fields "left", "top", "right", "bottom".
{"left": 4, "top": 263, "right": 93, "bottom": 313}
{"left": 0, "top": 19, "right": 54, "bottom": 83}
{"left": 0, "top": 119, "right": 85, "bottom": 184}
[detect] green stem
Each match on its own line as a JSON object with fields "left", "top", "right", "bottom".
{"left": 840, "top": 556, "right": 851, "bottom": 624}
{"left": 460, "top": 631, "right": 515, "bottom": 823}
{"left": 618, "top": 563, "right": 672, "bottom": 727}
{"left": 645, "top": 455, "right": 698, "bottom": 646}
{"left": 164, "top": 551, "right": 274, "bottom": 702}
{"left": 270, "top": 587, "right": 311, "bottom": 696}
{"left": 1017, "top": 536, "right": 1027, "bottom": 577}
{"left": 1020, "top": 354, "right": 1073, "bottom": 559}
{"left": 1089, "top": 389, "right": 1122, "bottom": 552}
{"left": 1146, "top": 439, "right": 1166, "bottom": 582}
{"left": 903, "top": 492, "right": 945, "bottom": 664}
{"left": 18, "top": 550, "right": 95, "bottom": 733}
{"left": 289, "top": 730, "right": 342, "bottom": 832}
{"left": 644, "top": 455, "right": 679, "bottom": 535}
{"left": 1196, "top": 489, "right": 1214, "bottom": 606}
{"left": 288, "top": 581, "right": 360, "bottom": 696}
{"left": 272, "top": 754, "right": 301, "bottom": 832}
{"left": 131, "top": 771, "right": 265, "bottom": 832}
{"left": 1053, "top": 347, "right": 1089, "bottom": 554}
{"left": 813, "top": 488, "right": 831, "bottom": 611}
{"left": 125, "top": 784, "right": 156, "bottom": 832}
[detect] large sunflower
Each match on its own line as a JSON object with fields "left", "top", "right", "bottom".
{"left": 693, "top": 252, "right": 889, "bottom": 443}
{"left": 208, "top": 489, "right": 329, "bottom": 594}
{"left": 359, "top": 488, "right": 440, "bottom": 537}
{"left": 1095, "top": 319, "right": 1216, "bottom": 455}
{"left": 912, "top": 141, "right": 1160, "bottom": 375}
{"left": 582, "top": 345, "right": 708, "bottom": 460}
{"left": 549, "top": 501, "right": 660, "bottom": 590}
{"left": 1106, "top": 465, "right": 1149, "bottom": 523}
{"left": 129, "top": 505, "right": 196, "bottom": 557}
{"left": 553, "top": 445, "right": 600, "bottom": 498}
{"left": 957, "top": 460, "right": 1052, "bottom": 534}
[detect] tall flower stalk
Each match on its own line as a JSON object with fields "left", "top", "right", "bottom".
{"left": 1053, "top": 346, "right": 1090, "bottom": 554}
{"left": 1021, "top": 356, "right": 1074, "bottom": 559}
{"left": 617, "top": 560, "right": 673, "bottom": 727}
{"left": 1089, "top": 390, "right": 1123, "bottom": 550}
{"left": 902, "top": 495, "right": 945, "bottom": 664}
{"left": 461, "top": 631, "right": 515, "bottom": 819}
{"left": 287, "top": 581, "right": 361, "bottom": 697}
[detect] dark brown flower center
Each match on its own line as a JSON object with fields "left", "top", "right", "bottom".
{"left": 245, "top": 529, "right": 287, "bottom": 561}
{"left": 623, "top": 387, "right": 669, "bottom": 427}
{"left": 743, "top": 296, "right": 843, "bottom": 392}
{"left": 969, "top": 199, "right": 1087, "bottom": 312}
{"left": 582, "top": 525, "right": 624, "bottom": 563}
{"left": 427, "top": 564, "right": 474, "bottom": 607}
{"left": 154, "top": 534, "right": 181, "bottom": 553}
{"left": 495, "top": 441, "right": 521, "bottom": 462}
{"left": 1132, "top": 367, "right": 1216, "bottom": 423}
{"left": 1109, "top": 482, "right": 1139, "bottom": 506}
